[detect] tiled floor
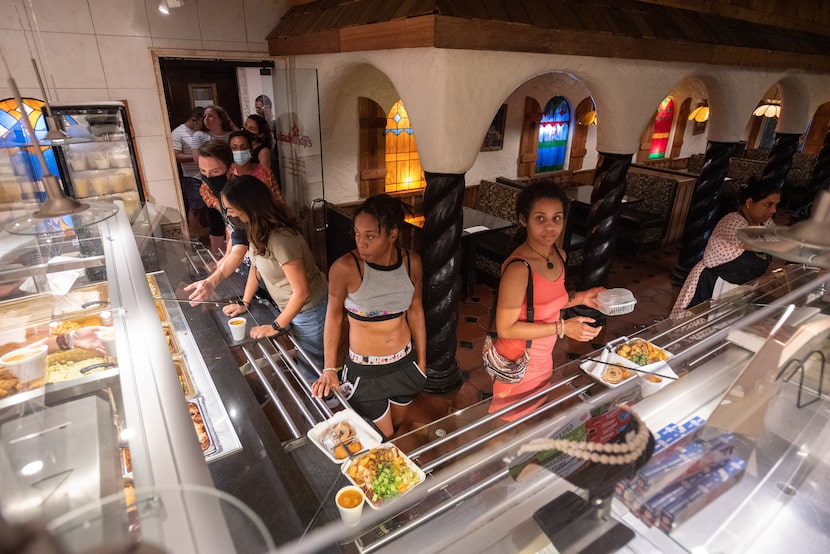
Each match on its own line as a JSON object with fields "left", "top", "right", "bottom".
{"left": 400, "top": 244, "right": 685, "bottom": 432}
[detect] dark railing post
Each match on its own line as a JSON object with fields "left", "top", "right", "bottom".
{"left": 671, "top": 141, "right": 737, "bottom": 282}
{"left": 572, "top": 152, "right": 632, "bottom": 327}
{"left": 421, "top": 171, "right": 464, "bottom": 393}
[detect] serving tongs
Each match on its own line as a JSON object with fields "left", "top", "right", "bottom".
{"left": 80, "top": 361, "right": 117, "bottom": 374}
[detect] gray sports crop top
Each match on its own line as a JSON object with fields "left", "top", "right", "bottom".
{"left": 344, "top": 249, "right": 414, "bottom": 321}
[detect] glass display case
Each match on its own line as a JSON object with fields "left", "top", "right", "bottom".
{"left": 278, "top": 265, "right": 830, "bottom": 553}
{"left": 50, "top": 103, "right": 145, "bottom": 221}
{"left": 0, "top": 202, "right": 262, "bottom": 553}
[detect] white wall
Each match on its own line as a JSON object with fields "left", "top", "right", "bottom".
{"left": 0, "top": 0, "right": 286, "bottom": 212}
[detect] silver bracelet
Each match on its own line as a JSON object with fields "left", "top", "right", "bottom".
{"left": 558, "top": 320, "right": 565, "bottom": 339}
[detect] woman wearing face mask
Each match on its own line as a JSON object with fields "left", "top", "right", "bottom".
{"left": 228, "top": 130, "right": 280, "bottom": 201}
{"left": 186, "top": 140, "right": 249, "bottom": 304}
{"left": 190, "top": 106, "right": 238, "bottom": 252}
{"left": 243, "top": 114, "right": 274, "bottom": 171}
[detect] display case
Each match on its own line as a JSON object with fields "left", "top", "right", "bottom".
{"left": 50, "top": 103, "right": 145, "bottom": 221}
{"left": 0, "top": 202, "right": 266, "bottom": 553}
{"left": 279, "top": 265, "right": 830, "bottom": 553}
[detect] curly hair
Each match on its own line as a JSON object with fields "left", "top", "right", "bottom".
{"left": 352, "top": 193, "right": 411, "bottom": 237}
{"left": 512, "top": 180, "right": 571, "bottom": 246}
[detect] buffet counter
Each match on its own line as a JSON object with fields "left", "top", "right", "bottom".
{"left": 278, "top": 264, "right": 830, "bottom": 553}
{"left": 3, "top": 199, "right": 829, "bottom": 553}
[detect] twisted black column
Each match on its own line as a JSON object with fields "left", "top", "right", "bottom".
{"left": 421, "top": 171, "right": 464, "bottom": 393}
{"left": 796, "top": 131, "right": 830, "bottom": 221}
{"left": 671, "top": 141, "right": 737, "bottom": 281}
{"left": 761, "top": 133, "right": 800, "bottom": 190}
{"left": 572, "top": 152, "right": 631, "bottom": 327}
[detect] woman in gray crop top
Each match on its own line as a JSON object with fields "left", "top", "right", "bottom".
{"left": 311, "top": 194, "right": 427, "bottom": 438}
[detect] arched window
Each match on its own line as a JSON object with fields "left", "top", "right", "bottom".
{"left": 536, "top": 96, "right": 570, "bottom": 173}
{"left": 0, "top": 97, "right": 61, "bottom": 180}
{"left": 648, "top": 97, "right": 674, "bottom": 159}
{"left": 385, "top": 100, "right": 424, "bottom": 192}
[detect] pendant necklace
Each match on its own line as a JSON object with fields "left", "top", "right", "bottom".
{"left": 526, "top": 242, "right": 554, "bottom": 269}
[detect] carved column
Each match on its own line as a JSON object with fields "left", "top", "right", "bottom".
{"left": 421, "top": 171, "right": 464, "bottom": 393}
{"left": 671, "top": 141, "right": 737, "bottom": 281}
{"left": 761, "top": 132, "right": 801, "bottom": 190}
{"left": 573, "top": 152, "right": 632, "bottom": 326}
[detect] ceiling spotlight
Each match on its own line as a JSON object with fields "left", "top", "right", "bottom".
{"left": 158, "top": 1, "right": 170, "bottom": 14}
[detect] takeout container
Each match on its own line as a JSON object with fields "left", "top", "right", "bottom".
{"left": 340, "top": 443, "right": 426, "bottom": 510}
{"left": 307, "top": 409, "right": 382, "bottom": 463}
{"left": 596, "top": 288, "right": 637, "bottom": 316}
{"left": 0, "top": 344, "right": 48, "bottom": 382}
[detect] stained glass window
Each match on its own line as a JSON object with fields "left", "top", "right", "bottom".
{"left": 648, "top": 97, "right": 674, "bottom": 159}
{"left": 536, "top": 96, "right": 570, "bottom": 173}
{"left": 0, "top": 97, "right": 61, "bottom": 182}
{"left": 385, "top": 100, "right": 425, "bottom": 192}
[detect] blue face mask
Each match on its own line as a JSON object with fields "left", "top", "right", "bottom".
{"left": 232, "top": 149, "right": 252, "bottom": 165}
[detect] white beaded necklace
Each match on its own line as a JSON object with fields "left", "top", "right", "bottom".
{"left": 516, "top": 408, "right": 650, "bottom": 465}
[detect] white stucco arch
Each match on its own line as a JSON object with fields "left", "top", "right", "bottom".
{"left": 293, "top": 48, "right": 830, "bottom": 203}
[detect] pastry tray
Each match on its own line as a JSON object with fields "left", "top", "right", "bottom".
{"left": 307, "top": 408, "right": 383, "bottom": 463}
{"left": 187, "top": 396, "right": 218, "bottom": 458}
{"left": 340, "top": 443, "right": 426, "bottom": 510}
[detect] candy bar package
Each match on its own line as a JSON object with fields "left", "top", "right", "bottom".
{"left": 658, "top": 457, "right": 747, "bottom": 532}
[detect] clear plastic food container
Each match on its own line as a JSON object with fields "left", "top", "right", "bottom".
{"left": 596, "top": 288, "right": 637, "bottom": 315}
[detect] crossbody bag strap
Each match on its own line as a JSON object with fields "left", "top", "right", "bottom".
{"left": 487, "top": 258, "right": 535, "bottom": 349}
{"left": 517, "top": 259, "right": 534, "bottom": 349}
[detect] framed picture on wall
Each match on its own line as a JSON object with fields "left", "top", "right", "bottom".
{"left": 481, "top": 104, "right": 507, "bottom": 151}
{"left": 188, "top": 83, "right": 218, "bottom": 108}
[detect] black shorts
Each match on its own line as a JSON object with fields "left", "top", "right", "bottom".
{"left": 340, "top": 349, "right": 426, "bottom": 421}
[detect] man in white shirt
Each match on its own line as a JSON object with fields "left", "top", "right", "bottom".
{"left": 171, "top": 107, "right": 205, "bottom": 238}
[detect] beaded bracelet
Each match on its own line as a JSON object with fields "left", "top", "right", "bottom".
{"left": 516, "top": 407, "right": 650, "bottom": 465}
{"left": 558, "top": 319, "right": 566, "bottom": 339}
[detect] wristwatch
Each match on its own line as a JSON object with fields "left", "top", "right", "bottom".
{"left": 270, "top": 320, "right": 282, "bottom": 332}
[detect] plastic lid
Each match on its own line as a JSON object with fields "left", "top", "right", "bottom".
{"left": 596, "top": 288, "right": 637, "bottom": 316}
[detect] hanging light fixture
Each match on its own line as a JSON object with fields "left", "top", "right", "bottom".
{"left": 30, "top": 58, "right": 91, "bottom": 145}
{"left": 737, "top": 190, "right": 830, "bottom": 268}
{"left": 753, "top": 99, "right": 781, "bottom": 118}
{"left": 1, "top": 51, "right": 117, "bottom": 234}
{"left": 688, "top": 103, "right": 709, "bottom": 122}
{"left": 578, "top": 110, "right": 597, "bottom": 126}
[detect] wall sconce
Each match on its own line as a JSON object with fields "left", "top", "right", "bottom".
{"left": 688, "top": 103, "right": 709, "bottom": 122}
{"left": 753, "top": 99, "right": 781, "bottom": 118}
{"left": 578, "top": 110, "right": 597, "bottom": 126}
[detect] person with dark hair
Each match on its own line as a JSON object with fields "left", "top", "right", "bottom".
{"left": 671, "top": 176, "right": 780, "bottom": 317}
{"left": 488, "top": 180, "right": 603, "bottom": 418}
{"left": 189, "top": 105, "right": 238, "bottom": 251}
{"left": 171, "top": 107, "right": 205, "bottom": 238}
{"left": 255, "top": 95, "right": 274, "bottom": 122}
{"left": 228, "top": 130, "right": 279, "bottom": 197}
{"left": 310, "top": 194, "right": 426, "bottom": 437}
{"left": 243, "top": 114, "right": 275, "bottom": 170}
{"left": 185, "top": 140, "right": 249, "bottom": 303}
{"left": 221, "top": 176, "right": 327, "bottom": 381}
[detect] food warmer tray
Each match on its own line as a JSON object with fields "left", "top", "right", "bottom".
{"left": 150, "top": 271, "right": 241, "bottom": 462}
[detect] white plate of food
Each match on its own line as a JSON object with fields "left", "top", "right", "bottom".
{"left": 307, "top": 409, "right": 383, "bottom": 463}
{"left": 341, "top": 443, "right": 425, "bottom": 509}
{"left": 581, "top": 337, "right": 676, "bottom": 389}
